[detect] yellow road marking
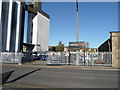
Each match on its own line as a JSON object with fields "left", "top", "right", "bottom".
{"left": 4, "top": 84, "right": 64, "bottom": 90}
{"left": 4, "top": 83, "right": 46, "bottom": 88}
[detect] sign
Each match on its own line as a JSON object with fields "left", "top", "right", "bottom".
{"left": 69, "top": 42, "right": 85, "bottom": 49}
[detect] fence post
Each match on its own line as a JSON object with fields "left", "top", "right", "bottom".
{"left": 76, "top": 50, "right": 79, "bottom": 66}
{"left": 86, "top": 52, "right": 88, "bottom": 66}
{"left": 18, "top": 53, "right": 22, "bottom": 65}
{"left": 66, "top": 52, "right": 69, "bottom": 65}
{"left": 68, "top": 51, "right": 71, "bottom": 65}
{"left": 91, "top": 53, "right": 93, "bottom": 66}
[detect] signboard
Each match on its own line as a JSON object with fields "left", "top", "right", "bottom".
{"left": 69, "top": 42, "right": 85, "bottom": 49}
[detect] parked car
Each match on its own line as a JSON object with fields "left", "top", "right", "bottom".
{"left": 39, "top": 55, "right": 47, "bottom": 61}
{"left": 33, "top": 55, "right": 40, "bottom": 60}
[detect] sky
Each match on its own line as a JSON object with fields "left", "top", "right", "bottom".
{"left": 24, "top": 2, "right": 118, "bottom": 48}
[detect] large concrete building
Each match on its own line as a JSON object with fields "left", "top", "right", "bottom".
{"left": 27, "top": 12, "right": 36, "bottom": 44}
{"left": 0, "top": 0, "right": 25, "bottom": 52}
{"left": 32, "top": 12, "right": 49, "bottom": 51}
{"left": 27, "top": 2, "right": 50, "bottom": 52}
{"left": 0, "top": 0, "right": 49, "bottom": 63}
{"left": 0, "top": 0, "right": 49, "bottom": 52}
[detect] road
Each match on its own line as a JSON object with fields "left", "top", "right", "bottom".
{"left": 1, "top": 64, "right": 119, "bottom": 88}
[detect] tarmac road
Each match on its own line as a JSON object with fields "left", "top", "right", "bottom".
{"left": 1, "top": 64, "right": 119, "bottom": 88}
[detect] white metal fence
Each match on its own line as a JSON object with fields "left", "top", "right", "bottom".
{"left": 46, "top": 52, "right": 112, "bottom": 66}
{"left": 0, "top": 52, "right": 23, "bottom": 63}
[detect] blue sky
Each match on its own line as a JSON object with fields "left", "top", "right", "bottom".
{"left": 24, "top": 2, "right": 118, "bottom": 48}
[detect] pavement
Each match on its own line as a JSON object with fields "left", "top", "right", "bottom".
{"left": 1, "top": 60, "right": 120, "bottom": 71}
{"left": 0, "top": 61, "right": 119, "bottom": 88}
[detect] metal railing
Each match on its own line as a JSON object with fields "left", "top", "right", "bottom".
{"left": 46, "top": 52, "right": 112, "bottom": 66}
{"left": 0, "top": 52, "right": 23, "bottom": 64}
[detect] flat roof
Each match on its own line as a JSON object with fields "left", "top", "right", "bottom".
{"left": 22, "top": 3, "right": 50, "bottom": 19}
{"left": 110, "top": 31, "right": 120, "bottom": 33}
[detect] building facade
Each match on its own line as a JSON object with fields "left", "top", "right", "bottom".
{"left": 0, "top": 0, "right": 2, "bottom": 52}
{"left": 27, "top": 2, "right": 50, "bottom": 52}
{"left": 110, "top": 31, "right": 120, "bottom": 68}
{"left": 27, "top": 12, "right": 36, "bottom": 44}
{"left": 32, "top": 12, "right": 49, "bottom": 52}
{"left": 0, "top": 0, "right": 25, "bottom": 52}
{"left": 98, "top": 38, "right": 112, "bottom": 52}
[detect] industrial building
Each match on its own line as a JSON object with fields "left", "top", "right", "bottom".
{"left": 32, "top": 12, "right": 49, "bottom": 52}
{"left": 0, "top": 0, "right": 50, "bottom": 52}
{"left": 27, "top": 2, "right": 50, "bottom": 52}
{"left": 0, "top": 0, "right": 25, "bottom": 52}
{"left": 0, "top": 0, "right": 50, "bottom": 63}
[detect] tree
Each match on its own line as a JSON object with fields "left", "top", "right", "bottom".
{"left": 49, "top": 46, "right": 56, "bottom": 52}
{"left": 55, "top": 46, "right": 64, "bottom": 52}
{"left": 90, "top": 49, "right": 95, "bottom": 53}
{"left": 55, "top": 41, "right": 64, "bottom": 52}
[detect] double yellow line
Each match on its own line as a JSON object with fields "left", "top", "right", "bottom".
{"left": 4, "top": 83, "right": 46, "bottom": 88}
{"left": 4, "top": 84, "right": 64, "bottom": 90}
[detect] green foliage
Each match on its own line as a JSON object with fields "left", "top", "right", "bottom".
{"left": 90, "top": 49, "right": 95, "bottom": 52}
{"left": 55, "top": 41, "right": 64, "bottom": 52}
{"left": 55, "top": 46, "right": 64, "bottom": 52}
{"left": 85, "top": 48, "right": 89, "bottom": 52}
